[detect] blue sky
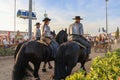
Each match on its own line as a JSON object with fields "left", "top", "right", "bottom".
{"left": 0, "top": 0, "right": 120, "bottom": 35}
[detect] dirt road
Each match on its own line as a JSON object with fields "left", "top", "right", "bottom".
{"left": 0, "top": 44, "right": 119, "bottom": 80}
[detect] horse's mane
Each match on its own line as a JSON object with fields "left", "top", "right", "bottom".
{"left": 56, "top": 30, "right": 66, "bottom": 39}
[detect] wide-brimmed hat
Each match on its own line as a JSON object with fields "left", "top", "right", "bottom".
{"left": 35, "top": 22, "right": 41, "bottom": 26}
{"left": 73, "top": 16, "right": 83, "bottom": 20}
{"left": 42, "top": 17, "right": 51, "bottom": 22}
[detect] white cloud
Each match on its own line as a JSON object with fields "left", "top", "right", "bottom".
{"left": 0, "top": 0, "right": 120, "bottom": 36}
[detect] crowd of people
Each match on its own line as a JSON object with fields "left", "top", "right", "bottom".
{"left": 86, "top": 33, "right": 116, "bottom": 47}
{"left": 0, "top": 31, "right": 28, "bottom": 48}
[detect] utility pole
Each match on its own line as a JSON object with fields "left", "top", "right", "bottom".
{"left": 44, "top": 10, "right": 48, "bottom": 18}
{"left": 28, "top": 0, "right": 32, "bottom": 39}
{"left": 14, "top": 0, "right": 16, "bottom": 33}
{"left": 105, "top": 0, "right": 109, "bottom": 34}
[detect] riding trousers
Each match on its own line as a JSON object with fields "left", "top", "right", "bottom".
{"left": 71, "top": 35, "right": 91, "bottom": 54}
{"left": 49, "top": 40, "right": 59, "bottom": 58}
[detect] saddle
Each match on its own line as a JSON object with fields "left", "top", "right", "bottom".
{"left": 37, "top": 38, "right": 58, "bottom": 58}
{"left": 37, "top": 36, "right": 53, "bottom": 46}
{"left": 42, "top": 37, "right": 52, "bottom": 44}
{"left": 37, "top": 40, "right": 49, "bottom": 46}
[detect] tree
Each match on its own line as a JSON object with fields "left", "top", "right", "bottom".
{"left": 115, "top": 27, "right": 119, "bottom": 39}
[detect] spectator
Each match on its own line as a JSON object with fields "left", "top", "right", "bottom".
{"left": 9, "top": 38, "right": 13, "bottom": 45}
{"left": 24, "top": 34, "right": 29, "bottom": 41}
{"left": 2, "top": 37, "right": 9, "bottom": 48}
{"left": 15, "top": 30, "right": 23, "bottom": 44}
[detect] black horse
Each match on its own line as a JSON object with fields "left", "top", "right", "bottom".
{"left": 14, "top": 30, "right": 67, "bottom": 72}
{"left": 54, "top": 41, "right": 90, "bottom": 80}
{"left": 12, "top": 30, "right": 68, "bottom": 80}
{"left": 14, "top": 31, "right": 55, "bottom": 72}
{"left": 42, "top": 30, "right": 68, "bottom": 71}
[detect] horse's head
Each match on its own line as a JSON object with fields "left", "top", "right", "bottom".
{"left": 56, "top": 29, "right": 68, "bottom": 44}
{"left": 50, "top": 31, "right": 56, "bottom": 39}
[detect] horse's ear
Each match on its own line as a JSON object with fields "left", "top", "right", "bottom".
{"left": 53, "top": 30, "right": 55, "bottom": 33}
{"left": 65, "top": 28, "right": 67, "bottom": 33}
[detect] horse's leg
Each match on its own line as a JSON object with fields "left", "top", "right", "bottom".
{"left": 81, "top": 60, "right": 86, "bottom": 70}
{"left": 42, "top": 61, "right": 47, "bottom": 72}
{"left": 33, "top": 62, "right": 41, "bottom": 80}
{"left": 54, "top": 60, "right": 66, "bottom": 80}
{"left": 48, "top": 61, "right": 53, "bottom": 69}
{"left": 80, "top": 60, "right": 87, "bottom": 75}
{"left": 66, "top": 66, "right": 74, "bottom": 76}
{"left": 27, "top": 62, "right": 34, "bottom": 72}
{"left": 66, "top": 60, "right": 77, "bottom": 78}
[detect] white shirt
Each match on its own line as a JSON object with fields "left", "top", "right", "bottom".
{"left": 34, "top": 27, "right": 41, "bottom": 38}
{"left": 42, "top": 25, "right": 51, "bottom": 37}
{"left": 69, "top": 22, "right": 84, "bottom": 35}
{"left": 3, "top": 39, "right": 9, "bottom": 45}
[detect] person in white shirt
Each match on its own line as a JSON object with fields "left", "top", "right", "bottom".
{"left": 34, "top": 22, "right": 41, "bottom": 40}
{"left": 68, "top": 16, "right": 91, "bottom": 56}
{"left": 42, "top": 17, "right": 59, "bottom": 58}
{"left": 2, "top": 37, "right": 9, "bottom": 48}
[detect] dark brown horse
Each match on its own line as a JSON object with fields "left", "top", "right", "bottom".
{"left": 12, "top": 30, "right": 68, "bottom": 80}
{"left": 54, "top": 40, "right": 90, "bottom": 80}
{"left": 42, "top": 30, "right": 68, "bottom": 72}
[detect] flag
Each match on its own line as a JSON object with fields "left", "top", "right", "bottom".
{"left": 106, "top": 0, "right": 109, "bottom": 2}
{"left": 98, "top": 28, "right": 100, "bottom": 32}
{"left": 102, "top": 27, "right": 106, "bottom": 32}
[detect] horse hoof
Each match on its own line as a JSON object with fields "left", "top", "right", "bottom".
{"left": 42, "top": 68, "right": 47, "bottom": 72}
{"left": 85, "top": 72, "right": 87, "bottom": 76}
{"left": 48, "top": 66, "right": 53, "bottom": 69}
{"left": 50, "top": 74, "right": 54, "bottom": 80}
{"left": 86, "top": 58, "right": 91, "bottom": 61}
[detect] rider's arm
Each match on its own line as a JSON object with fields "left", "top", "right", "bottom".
{"left": 67, "top": 25, "right": 73, "bottom": 40}
{"left": 68, "top": 25, "right": 71, "bottom": 35}
{"left": 80, "top": 23, "right": 84, "bottom": 35}
{"left": 41, "top": 26, "right": 45, "bottom": 36}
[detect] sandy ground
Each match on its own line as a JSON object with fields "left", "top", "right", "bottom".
{"left": 0, "top": 43, "right": 119, "bottom": 80}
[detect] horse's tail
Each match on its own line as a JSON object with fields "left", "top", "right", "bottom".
{"left": 54, "top": 45, "right": 67, "bottom": 80}
{"left": 55, "top": 43, "right": 79, "bottom": 80}
{"left": 12, "top": 45, "right": 28, "bottom": 80}
{"left": 14, "top": 43, "right": 23, "bottom": 59}
{"left": 14, "top": 41, "right": 27, "bottom": 59}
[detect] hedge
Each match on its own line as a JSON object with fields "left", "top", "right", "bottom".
{"left": 66, "top": 49, "right": 120, "bottom": 80}
{"left": 0, "top": 47, "right": 15, "bottom": 56}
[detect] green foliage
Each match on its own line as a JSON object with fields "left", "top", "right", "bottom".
{"left": 66, "top": 69, "right": 86, "bottom": 80}
{"left": 115, "top": 27, "right": 119, "bottom": 39}
{"left": 66, "top": 49, "right": 120, "bottom": 80}
{"left": 0, "top": 47, "right": 15, "bottom": 56}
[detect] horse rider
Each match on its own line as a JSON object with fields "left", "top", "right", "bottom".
{"left": 41, "top": 17, "right": 59, "bottom": 58}
{"left": 42, "top": 17, "right": 52, "bottom": 43}
{"left": 68, "top": 16, "right": 91, "bottom": 58}
{"left": 34, "top": 22, "right": 41, "bottom": 40}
